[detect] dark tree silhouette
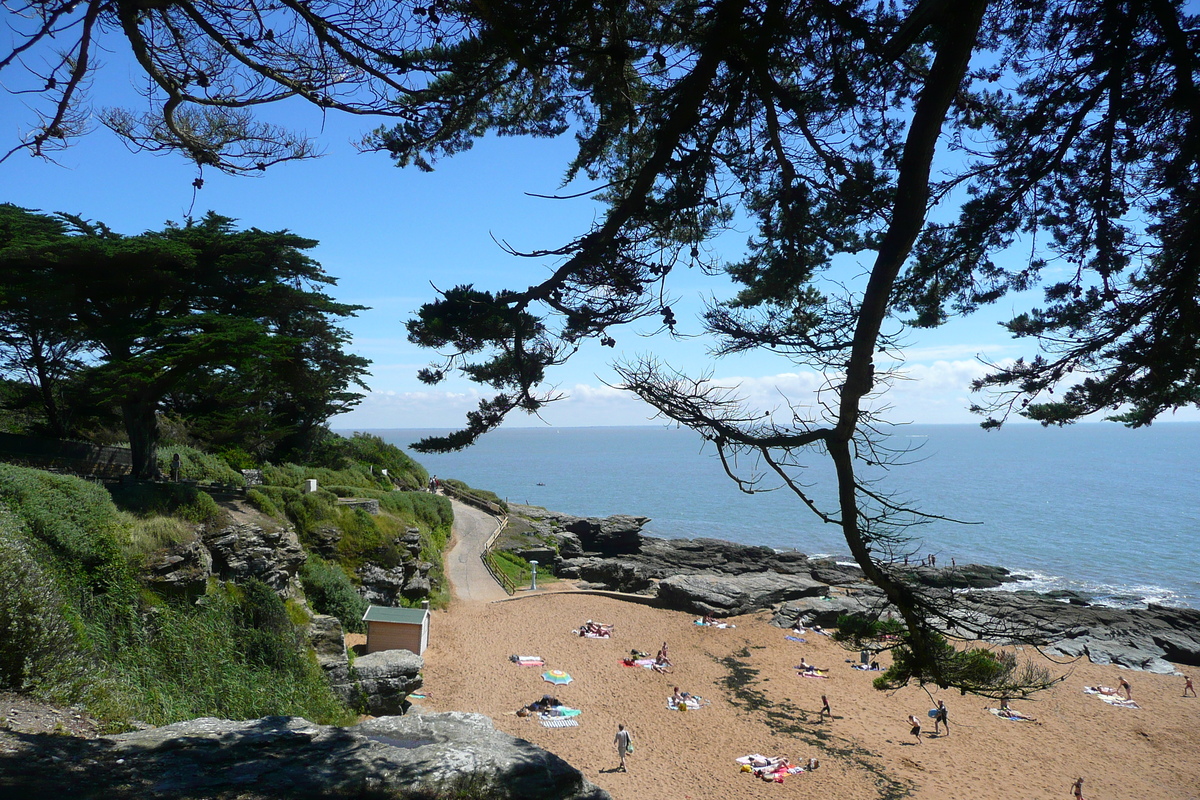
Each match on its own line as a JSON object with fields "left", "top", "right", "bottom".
{"left": 4, "top": 1, "right": 1197, "bottom": 694}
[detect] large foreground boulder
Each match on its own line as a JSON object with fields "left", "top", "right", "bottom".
{"left": 0, "top": 713, "right": 611, "bottom": 799}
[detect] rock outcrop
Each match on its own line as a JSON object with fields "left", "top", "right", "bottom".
{"left": 0, "top": 713, "right": 610, "bottom": 799}
{"left": 200, "top": 520, "right": 306, "bottom": 594}
{"left": 510, "top": 505, "right": 1200, "bottom": 672}
{"left": 343, "top": 649, "right": 424, "bottom": 715}
{"left": 657, "top": 572, "right": 828, "bottom": 615}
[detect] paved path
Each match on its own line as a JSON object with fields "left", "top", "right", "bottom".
{"left": 442, "top": 497, "right": 510, "bottom": 603}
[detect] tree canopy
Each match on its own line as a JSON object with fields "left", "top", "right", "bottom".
{"left": 5, "top": 0, "right": 1199, "bottom": 695}
{"left": 0, "top": 205, "right": 370, "bottom": 476}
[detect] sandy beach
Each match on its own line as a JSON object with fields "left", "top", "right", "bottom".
{"left": 412, "top": 590, "right": 1200, "bottom": 800}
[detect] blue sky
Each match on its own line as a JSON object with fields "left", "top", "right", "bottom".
{"left": 5, "top": 50, "right": 1195, "bottom": 431}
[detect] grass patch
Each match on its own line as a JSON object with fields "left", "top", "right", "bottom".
{"left": 117, "top": 513, "right": 195, "bottom": 559}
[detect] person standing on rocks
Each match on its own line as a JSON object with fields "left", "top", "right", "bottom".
{"left": 614, "top": 723, "right": 633, "bottom": 772}
{"left": 934, "top": 699, "right": 949, "bottom": 736}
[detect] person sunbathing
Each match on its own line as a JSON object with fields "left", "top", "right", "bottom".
{"left": 798, "top": 658, "right": 825, "bottom": 673}
{"left": 671, "top": 687, "right": 694, "bottom": 705}
{"left": 702, "top": 613, "right": 716, "bottom": 626}
{"left": 999, "top": 708, "right": 1037, "bottom": 721}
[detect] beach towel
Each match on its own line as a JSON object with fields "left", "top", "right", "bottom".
{"left": 634, "top": 658, "right": 656, "bottom": 668}
{"left": 785, "top": 636, "right": 807, "bottom": 643}
{"left": 667, "top": 696, "right": 706, "bottom": 711}
{"left": 511, "top": 655, "right": 545, "bottom": 666}
{"left": 539, "top": 716, "right": 579, "bottom": 728}
{"left": 694, "top": 619, "right": 736, "bottom": 628}
{"left": 544, "top": 706, "right": 582, "bottom": 717}
{"left": 800, "top": 672, "right": 829, "bottom": 678}
{"left": 583, "top": 631, "right": 611, "bottom": 638}
{"left": 1084, "top": 687, "right": 1139, "bottom": 708}
{"left": 851, "top": 664, "right": 881, "bottom": 671}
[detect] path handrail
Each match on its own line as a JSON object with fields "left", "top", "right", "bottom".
{"left": 480, "top": 512, "right": 515, "bottom": 595}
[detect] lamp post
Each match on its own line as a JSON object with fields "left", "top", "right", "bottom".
{"left": 529, "top": 560, "right": 538, "bottom": 591}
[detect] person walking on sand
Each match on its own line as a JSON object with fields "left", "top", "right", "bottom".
{"left": 934, "top": 699, "right": 949, "bottom": 736}
{"left": 614, "top": 724, "right": 633, "bottom": 772}
{"left": 1119, "top": 676, "right": 1132, "bottom": 701}
{"left": 1072, "top": 776, "right": 1086, "bottom": 798}
{"left": 907, "top": 714, "right": 922, "bottom": 744}
{"left": 1184, "top": 675, "right": 1196, "bottom": 697}
{"left": 819, "top": 694, "right": 832, "bottom": 721}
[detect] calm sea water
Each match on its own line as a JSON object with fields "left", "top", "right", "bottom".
{"left": 360, "top": 424, "right": 1200, "bottom": 609}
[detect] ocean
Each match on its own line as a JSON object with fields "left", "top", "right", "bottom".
{"left": 362, "top": 424, "right": 1200, "bottom": 610}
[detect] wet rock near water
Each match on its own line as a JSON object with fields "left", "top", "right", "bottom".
{"left": 0, "top": 713, "right": 610, "bottom": 799}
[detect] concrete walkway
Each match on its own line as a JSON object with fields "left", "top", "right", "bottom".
{"left": 442, "top": 497, "right": 510, "bottom": 603}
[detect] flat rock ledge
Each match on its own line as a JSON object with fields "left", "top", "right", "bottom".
{"left": 0, "top": 712, "right": 610, "bottom": 800}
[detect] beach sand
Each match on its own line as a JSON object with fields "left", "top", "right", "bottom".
{"left": 410, "top": 590, "right": 1200, "bottom": 800}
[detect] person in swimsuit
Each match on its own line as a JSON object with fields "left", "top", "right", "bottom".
{"left": 1072, "top": 776, "right": 1085, "bottom": 798}
{"left": 819, "top": 694, "right": 832, "bottom": 721}
{"left": 1119, "top": 676, "right": 1132, "bottom": 701}
{"left": 907, "top": 714, "right": 922, "bottom": 743}
{"left": 934, "top": 699, "right": 949, "bottom": 736}
{"left": 1184, "top": 675, "right": 1196, "bottom": 697}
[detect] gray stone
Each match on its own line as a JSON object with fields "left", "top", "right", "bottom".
{"left": 343, "top": 649, "right": 424, "bottom": 716}
{"left": 0, "top": 713, "right": 608, "bottom": 799}
{"left": 772, "top": 592, "right": 889, "bottom": 628}
{"left": 200, "top": 520, "right": 305, "bottom": 594}
{"left": 358, "top": 563, "right": 406, "bottom": 605}
{"left": 141, "top": 539, "right": 211, "bottom": 600}
{"left": 308, "top": 614, "right": 350, "bottom": 685}
{"left": 657, "top": 572, "right": 827, "bottom": 615}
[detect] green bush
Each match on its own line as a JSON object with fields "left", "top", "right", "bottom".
{"left": 118, "top": 513, "right": 194, "bottom": 559}
{"left": 108, "top": 481, "right": 222, "bottom": 524}
{"left": 0, "top": 514, "right": 84, "bottom": 693}
{"left": 301, "top": 556, "right": 368, "bottom": 633}
{"left": 0, "top": 464, "right": 130, "bottom": 594}
{"left": 157, "top": 444, "right": 245, "bottom": 486}
{"left": 246, "top": 488, "right": 282, "bottom": 518}
{"left": 84, "top": 580, "right": 354, "bottom": 728}
{"left": 310, "top": 432, "right": 428, "bottom": 489}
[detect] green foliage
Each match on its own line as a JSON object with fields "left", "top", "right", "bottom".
{"left": 117, "top": 512, "right": 194, "bottom": 559}
{"left": 108, "top": 481, "right": 222, "bottom": 524}
{"left": 380, "top": 491, "right": 454, "bottom": 532}
{"left": 261, "top": 462, "right": 390, "bottom": 493}
{"left": 84, "top": 580, "right": 354, "bottom": 728}
{"left": 310, "top": 432, "right": 428, "bottom": 489}
{"left": 0, "top": 463, "right": 129, "bottom": 594}
{"left": 157, "top": 444, "right": 245, "bottom": 486}
{"left": 245, "top": 488, "right": 282, "bottom": 518}
{"left": 0, "top": 463, "right": 354, "bottom": 729}
{"left": 300, "top": 556, "right": 368, "bottom": 633}
{"left": 441, "top": 479, "right": 506, "bottom": 512}
{"left": 0, "top": 513, "right": 85, "bottom": 693}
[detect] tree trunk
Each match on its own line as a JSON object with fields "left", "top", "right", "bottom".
{"left": 122, "top": 398, "right": 160, "bottom": 479}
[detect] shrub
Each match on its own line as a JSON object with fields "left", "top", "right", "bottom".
{"left": 0, "top": 464, "right": 129, "bottom": 594}
{"left": 300, "top": 556, "right": 368, "bottom": 633}
{"left": 108, "top": 481, "right": 222, "bottom": 524}
{"left": 118, "top": 513, "right": 195, "bottom": 559}
{"left": 246, "top": 488, "right": 282, "bottom": 518}
{"left": 157, "top": 444, "right": 245, "bottom": 486}
{"left": 0, "top": 515, "right": 84, "bottom": 693}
